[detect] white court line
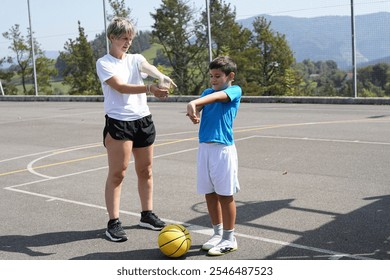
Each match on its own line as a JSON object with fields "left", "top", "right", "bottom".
{"left": 0, "top": 110, "right": 102, "bottom": 125}
{"left": 4, "top": 180, "right": 372, "bottom": 260}
{"left": 2, "top": 115, "right": 386, "bottom": 164}
{"left": 246, "top": 135, "right": 390, "bottom": 146}
{"left": 25, "top": 143, "right": 107, "bottom": 179}
{"left": 27, "top": 154, "right": 56, "bottom": 179}
{"left": 0, "top": 142, "right": 102, "bottom": 163}
{"left": 23, "top": 137, "right": 251, "bottom": 179}
{"left": 0, "top": 134, "right": 195, "bottom": 164}
{"left": 3, "top": 136, "right": 374, "bottom": 260}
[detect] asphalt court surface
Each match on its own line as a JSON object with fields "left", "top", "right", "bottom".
{"left": 0, "top": 101, "right": 389, "bottom": 260}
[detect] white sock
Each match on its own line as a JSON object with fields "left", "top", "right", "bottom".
{"left": 213, "top": 223, "right": 223, "bottom": 236}
{"left": 222, "top": 229, "right": 234, "bottom": 242}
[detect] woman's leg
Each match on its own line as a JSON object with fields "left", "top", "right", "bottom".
{"left": 105, "top": 133, "right": 132, "bottom": 219}
{"left": 132, "top": 144, "right": 154, "bottom": 211}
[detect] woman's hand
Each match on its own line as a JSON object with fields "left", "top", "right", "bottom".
{"left": 158, "top": 75, "right": 177, "bottom": 90}
{"left": 151, "top": 84, "right": 169, "bottom": 100}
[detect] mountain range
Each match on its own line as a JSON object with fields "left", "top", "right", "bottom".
{"left": 2, "top": 13, "right": 389, "bottom": 71}
{"left": 238, "top": 12, "right": 390, "bottom": 69}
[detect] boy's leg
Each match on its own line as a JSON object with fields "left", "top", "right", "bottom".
{"left": 208, "top": 194, "right": 238, "bottom": 256}
{"left": 205, "top": 192, "right": 223, "bottom": 225}
{"left": 202, "top": 193, "right": 223, "bottom": 250}
{"left": 218, "top": 194, "right": 236, "bottom": 231}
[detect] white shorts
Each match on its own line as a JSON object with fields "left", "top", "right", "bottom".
{"left": 197, "top": 143, "right": 240, "bottom": 196}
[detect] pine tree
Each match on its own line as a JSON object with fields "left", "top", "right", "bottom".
{"left": 244, "top": 16, "right": 296, "bottom": 96}
{"left": 32, "top": 56, "right": 57, "bottom": 95}
{"left": 59, "top": 21, "right": 101, "bottom": 95}
{"left": 151, "top": 0, "right": 207, "bottom": 95}
{"left": 197, "top": 0, "right": 252, "bottom": 93}
{"left": 198, "top": 0, "right": 251, "bottom": 58}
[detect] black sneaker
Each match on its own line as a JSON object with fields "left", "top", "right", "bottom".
{"left": 105, "top": 219, "right": 128, "bottom": 242}
{"left": 139, "top": 211, "right": 166, "bottom": 230}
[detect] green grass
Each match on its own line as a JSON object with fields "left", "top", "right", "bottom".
{"left": 14, "top": 81, "right": 71, "bottom": 95}
{"left": 142, "top": 43, "right": 162, "bottom": 62}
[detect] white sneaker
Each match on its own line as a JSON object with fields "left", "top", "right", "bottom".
{"left": 208, "top": 238, "right": 238, "bottom": 256}
{"left": 202, "top": 234, "right": 222, "bottom": 251}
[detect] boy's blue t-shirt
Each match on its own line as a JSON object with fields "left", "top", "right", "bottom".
{"left": 199, "top": 85, "right": 242, "bottom": 145}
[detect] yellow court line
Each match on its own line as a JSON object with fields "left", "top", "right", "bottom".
{"left": 155, "top": 137, "right": 198, "bottom": 146}
{"left": 0, "top": 168, "right": 33, "bottom": 177}
{"left": 0, "top": 138, "right": 198, "bottom": 177}
{"left": 0, "top": 117, "right": 385, "bottom": 178}
{"left": 234, "top": 117, "right": 385, "bottom": 134}
{"left": 0, "top": 154, "right": 106, "bottom": 177}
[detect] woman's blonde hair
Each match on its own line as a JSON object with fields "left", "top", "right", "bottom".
{"left": 106, "top": 17, "right": 135, "bottom": 40}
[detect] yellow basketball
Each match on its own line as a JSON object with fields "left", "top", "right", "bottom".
{"left": 158, "top": 224, "right": 191, "bottom": 258}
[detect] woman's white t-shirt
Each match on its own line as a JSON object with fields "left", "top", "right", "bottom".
{"left": 96, "top": 53, "right": 150, "bottom": 121}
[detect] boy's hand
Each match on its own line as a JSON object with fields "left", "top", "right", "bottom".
{"left": 186, "top": 102, "right": 200, "bottom": 124}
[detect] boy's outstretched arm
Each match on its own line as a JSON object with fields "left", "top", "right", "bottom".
{"left": 186, "top": 101, "right": 201, "bottom": 124}
{"left": 186, "top": 91, "right": 230, "bottom": 124}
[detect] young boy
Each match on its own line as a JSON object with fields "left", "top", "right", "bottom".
{"left": 186, "top": 56, "right": 241, "bottom": 256}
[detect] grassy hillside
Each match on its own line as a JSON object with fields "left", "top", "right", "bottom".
{"left": 141, "top": 43, "right": 162, "bottom": 62}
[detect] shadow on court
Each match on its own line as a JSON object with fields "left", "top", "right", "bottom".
{"left": 266, "top": 195, "right": 390, "bottom": 259}
{"left": 188, "top": 199, "right": 296, "bottom": 230}
{"left": 0, "top": 228, "right": 107, "bottom": 257}
{"left": 71, "top": 245, "right": 205, "bottom": 260}
{"left": 186, "top": 196, "right": 390, "bottom": 260}
{"left": 1, "top": 194, "right": 389, "bottom": 260}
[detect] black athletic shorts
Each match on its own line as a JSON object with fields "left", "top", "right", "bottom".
{"left": 103, "top": 114, "right": 156, "bottom": 148}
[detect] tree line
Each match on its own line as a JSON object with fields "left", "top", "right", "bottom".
{"left": 1, "top": 0, "right": 389, "bottom": 97}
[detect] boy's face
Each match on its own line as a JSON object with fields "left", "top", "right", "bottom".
{"left": 110, "top": 32, "right": 133, "bottom": 53}
{"left": 209, "top": 69, "right": 234, "bottom": 91}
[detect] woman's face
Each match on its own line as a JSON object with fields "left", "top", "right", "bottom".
{"left": 110, "top": 33, "right": 133, "bottom": 53}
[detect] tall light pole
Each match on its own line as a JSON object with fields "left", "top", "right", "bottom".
{"left": 103, "top": 0, "right": 109, "bottom": 54}
{"left": 351, "top": 0, "right": 357, "bottom": 98}
{"left": 27, "top": 0, "right": 38, "bottom": 96}
{"left": 0, "top": 80, "right": 4, "bottom": 95}
{"left": 206, "top": 0, "right": 212, "bottom": 62}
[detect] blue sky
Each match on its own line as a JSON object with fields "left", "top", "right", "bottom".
{"left": 1, "top": 0, "right": 389, "bottom": 57}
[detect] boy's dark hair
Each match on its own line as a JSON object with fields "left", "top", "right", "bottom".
{"left": 209, "top": 56, "right": 237, "bottom": 75}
